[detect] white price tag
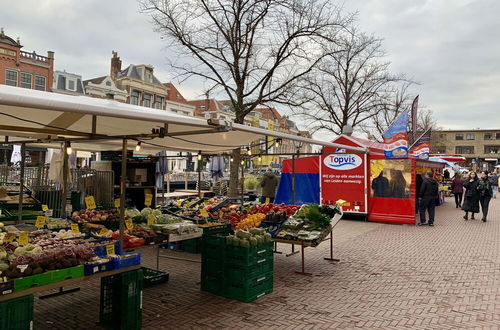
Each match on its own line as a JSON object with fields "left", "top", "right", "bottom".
{"left": 45, "top": 209, "right": 53, "bottom": 217}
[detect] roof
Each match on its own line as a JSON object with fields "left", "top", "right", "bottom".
{"left": 434, "top": 129, "right": 500, "bottom": 133}
{"left": 164, "top": 83, "right": 191, "bottom": 105}
{"left": 188, "top": 99, "right": 226, "bottom": 117}
{"left": 83, "top": 76, "right": 107, "bottom": 86}
{"left": 117, "top": 65, "right": 164, "bottom": 86}
{"left": 0, "top": 29, "right": 21, "bottom": 48}
{"left": 0, "top": 85, "right": 365, "bottom": 154}
{"left": 254, "top": 108, "right": 282, "bottom": 120}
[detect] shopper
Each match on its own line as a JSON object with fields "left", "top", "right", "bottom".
{"left": 418, "top": 171, "right": 439, "bottom": 226}
{"left": 443, "top": 169, "right": 450, "bottom": 180}
{"left": 260, "top": 168, "right": 278, "bottom": 203}
{"left": 451, "top": 173, "right": 464, "bottom": 208}
{"left": 372, "top": 170, "right": 389, "bottom": 197}
{"left": 488, "top": 171, "right": 498, "bottom": 199}
{"left": 462, "top": 171, "right": 480, "bottom": 220}
{"left": 479, "top": 171, "right": 493, "bottom": 222}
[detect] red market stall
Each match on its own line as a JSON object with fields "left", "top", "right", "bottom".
{"left": 276, "top": 134, "right": 445, "bottom": 225}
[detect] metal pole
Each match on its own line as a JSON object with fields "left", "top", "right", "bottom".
{"left": 119, "top": 139, "right": 127, "bottom": 252}
{"left": 61, "top": 144, "right": 69, "bottom": 218}
{"left": 17, "top": 143, "right": 26, "bottom": 224}
{"left": 197, "top": 159, "right": 201, "bottom": 197}
{"left": 166, "top": 172, "right": 170, "bottom": 195}
{"left": 240, "top": 160, "right": 245, "bottom": 205}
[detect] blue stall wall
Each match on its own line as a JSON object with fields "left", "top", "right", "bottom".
{"left": 274, "top": 173, "right": 320, "bottom": 205}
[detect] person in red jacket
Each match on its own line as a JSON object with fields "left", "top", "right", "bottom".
{"left": 451, "top": 173, "right": 464, "bottom": 208}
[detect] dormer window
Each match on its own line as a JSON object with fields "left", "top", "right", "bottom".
{"left": 105, "top": 81, "right": 111, "bottom": 86}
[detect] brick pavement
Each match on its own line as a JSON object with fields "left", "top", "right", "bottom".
{"left": 33, "top": 197, "right": 500, "bottom": 329}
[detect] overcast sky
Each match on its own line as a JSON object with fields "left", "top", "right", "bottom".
{"left": 2, "top": 0, "right": 499, "bottom": 134}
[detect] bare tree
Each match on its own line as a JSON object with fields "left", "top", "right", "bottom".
{"left": 141, "top": 0, "right": 350, "bottom": 196}
{"left": 295, "top": 28, "right": 408, "bottom": 136}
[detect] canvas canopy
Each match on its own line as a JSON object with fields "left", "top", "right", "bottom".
{"left": 0, "top": 85, "right": 366, "bottom": 154}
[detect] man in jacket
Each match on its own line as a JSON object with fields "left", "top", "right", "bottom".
{"left": 260, "top": 169, "right": 278, "bottom": 203}
{"left": 480, "top": 171, "right": 493, "bottom": 221}
{"left": 418, "top": 171, "right": 439, "bottom": 226}
{"left": 488, "top": 171, "right": 498, "bottom": 199}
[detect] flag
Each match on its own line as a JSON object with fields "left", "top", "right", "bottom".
{"left": 411, "top": 128, "right": 431, "bottom": 160}
{"left": 383, "top": 110, "right": 409, "bottom": 159}
{"left": 411, "top": 95, "right": 419, "bottom": 142}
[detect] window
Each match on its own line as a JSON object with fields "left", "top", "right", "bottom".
{"left": 496, "top": 133, "right": 500, "bottom": 140}
{"left": 455, "top": 146, "right": 474, "bottom": 154}
{"left": 105, "top": 81, "right": 111, "bottom": 86}
{"left": 200, "top": 105, "right": 206, "bottom": 109}
{"left": 455, "top": 134, "right": 463, "bottom": 140}
{"left": 484, "top": 146, "right": 499, "bottom": 154}
{"left": 143, "top": 93, "right": 152, "bottom": 107}
{"left": 20, "top": 72, "right": 32, "bottom": 89}
{"left": 155, "top": 96, "right": 163, "bottom": 109}
{"left": 5, "top": 69, "right": 18, "bottom": 86}
{"left": 439, "top": 134, "right": 446, "bottom": 138}
{"left": 34, "top": 75, "right": 46, "bottom": 91}
{"left": 67, "top": 80, "right": 75, "bottom": 91}
{"left": 434, "top": 147, "right": 447, "bottom": 154}
{"left": 131, "top": 90, "right": 140, "bottom": 105}
{"left": 484, "top": 133, "right": 493, "bottom": 140}
{"left": 466, "top": 133, "right": 475, "bottom": 140}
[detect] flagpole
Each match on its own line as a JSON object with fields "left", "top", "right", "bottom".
{"left": 409, "top": 127, "right": 431, "bottom": 150}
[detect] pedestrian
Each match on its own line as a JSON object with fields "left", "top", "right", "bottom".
{"left": 451, "top": 173, "right": 464, "bottom": 208}
{"left": 462, "top": 171, "right": 480, "bottom": 220}
{"left": 372, "top": 170, "right": 389, "bottom": 197}
{"left": 488, "top": 171, "right": 498, "bottom": 199}
{"left": 443, "top": 169, "right": 450, "bottom": 180}
{"left": 260, "top": 168, "right": 278, "bottom": 204}
{"left": 418, "top": 171, "right": 439, "bottom": 226}
{"left": 479, "top": 171, "right": 493, "bottom": 222}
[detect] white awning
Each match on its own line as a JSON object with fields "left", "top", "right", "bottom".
{"left": 0, "top": 85, "right": 366, "bottom": 154}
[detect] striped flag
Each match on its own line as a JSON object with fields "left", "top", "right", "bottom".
{"left": 411, "top": 128, "right": 431, "bottom": 159}
{"left": 383, "top": 110, "right": 409, "bottom": 159}
{"left": 411, "top": 95, "right": 419, "bottom": 143}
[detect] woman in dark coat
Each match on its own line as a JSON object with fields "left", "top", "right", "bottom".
{"left": 462, "top": 171, "right": 480, "bottom": 220}
{"left": 451, "top": 173, "right": 464, "bottom": 208}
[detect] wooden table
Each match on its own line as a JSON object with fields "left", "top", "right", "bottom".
{"left": 0, "top": 265, "right": 141, "bottom": 302}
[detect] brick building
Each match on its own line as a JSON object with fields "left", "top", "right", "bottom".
{"left": 0, "top": 28, "right": 54, "bottom": 91}
{"left": 431, "top": 129, "right": 500, "bottom": 171}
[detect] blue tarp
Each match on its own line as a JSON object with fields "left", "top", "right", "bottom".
{"left": 275, "top": 173, "right": 320, "bottom": 205}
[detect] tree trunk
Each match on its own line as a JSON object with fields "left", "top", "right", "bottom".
{"left": 228, "top": 149, "right": 241, "bottom": 197}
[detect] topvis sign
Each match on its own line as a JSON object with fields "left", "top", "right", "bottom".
{"left": 324, "top": 154, "right": 362, "bottom": 170}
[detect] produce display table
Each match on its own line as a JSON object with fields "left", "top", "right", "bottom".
{"left": 0, "top": 265, "right": 140, "bottom": 302}
{"left": 156, "top": 231, "right": 203, "bottom": 269}
{"left": 273, "top": 213, "right": 343, "bottom": 275}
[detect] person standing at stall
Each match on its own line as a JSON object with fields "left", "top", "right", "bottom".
{"left": 443, "top": 169, "right": 450, "bottom": 180}
{"left": 260, "top": 168, "right": 278, "bottom": 203}
{"left": 418, "top": 171, "right": 439, "bottom": 226}
{"left": 479, "top": 171, "right": 493, "bottom": 222}
{"left": 451, "top": 173, "right": 464, "bottom": 208}
{"left": 462, "top": 171, "right": 480, "bottom": 220}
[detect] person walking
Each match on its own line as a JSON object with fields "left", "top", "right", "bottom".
{"left": 462, "top": 171, "right": 480, "bottom": 220}
{"left": 488, "top": 171, "right": 498, "bottom": 199}
{"left": 451, "top": 173, "right": 464, "bottom": 208}
{"left": 479, "top": 171, "right": 493, "bottom": 222}
{"left": 260, "top": 168, "right": 278, "bottom": 204}
{"left": 418, "top": 171, "right": 439, "bottom": 226}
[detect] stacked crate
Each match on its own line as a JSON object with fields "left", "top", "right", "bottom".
{"left": 201, "top": 235, "right": 274, "bottom": 302}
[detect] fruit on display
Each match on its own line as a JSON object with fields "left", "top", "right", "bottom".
{"left": 235, "top": 213, "right": 266, "bottom": 230}
{"left": 72, "top": 209, "right": 122, "bottom": 223}
{"left": 248, "top": 204, "right": 300, "bottom": 217}
{"left": 293, "top": 204, "right": 339, "bottom": 230}
{"left": 226, "top": 229, "right": 272, "bottom": 248}
{"left": 54, "top": 229, "right": 84, "bottom": 239}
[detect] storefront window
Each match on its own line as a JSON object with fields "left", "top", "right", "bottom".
{"left": 370, "top": 159, "right": 412, "bottom": 199}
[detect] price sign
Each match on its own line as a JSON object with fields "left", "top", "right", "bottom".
{"left": 147, "top": 216, "right": 156, "bottom": 226}
{"left": 176, "top": 200, "right": 183, "bottom": 206}
{"left": 35, "top": 216, "right": 46, "bottom": 228}
{"left": 125, "top": 218, "right": 134, "bottom": 230}
{"left": 71, "top": 223, "right": 80, "bottom": 233}
{"left": 106, "top": 244, "right": 115, "bottom": 256}
{"left": 45, "top": 209, "right": 53, "bottom": 217}
{"left": 42, "top": 204, "right": 49, "bottom": 211}
{"left": 265, "top": 197, "right": 270, "bottom": 204}
{"left": 4, "top": 233, "right": 16, "bottom": 242}
{"left": 18, "top": 232, "right": 29, "bottom": 245}
{"left": 200, "top": 209, "right": 209, "bottom": 218}
{"left": 85, "top": 196, "right": 96, "bottom": 209}
{"left": 114, "top": 199, "right": 120, "bottom": 208}
{"left": 144, "top": 193, "right": 153, "bottom": 206}
{"left": 99, "top": 228, "right": 108, "bottom": 236}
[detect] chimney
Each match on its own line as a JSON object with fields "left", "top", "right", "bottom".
{"left": 110, "top": 51, "right": 121, "bottom": 80}
{"left": 47, "top": 51, "right": 54, "bottom": 59}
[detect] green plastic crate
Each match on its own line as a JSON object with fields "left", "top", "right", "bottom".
{"left": 201, "top": 223, "right": 231, "bottom": 236}
{"left": 201, "top": 274, "right": 225, "bottom": 296}
{"left": 0, "top": 294, "right": 34, "bottom": 330}
{"left": 225, "top": 242, "right": 274, "bottom": 266}
{"left": 100, "top": 269, "right": 143, "bottom": 330}
{"left": 224, "top": 273, "right": 273, "bottom": 303}
{"left": 142, "top": 267, "right": 169, "bottom": 288}
{"left": 51, "top": 265, "right": 84, "bottom": 282}
{"left": 181, "top": 238, "right": 202, "bottom": 254}
{"left": 225, "top": 260, "right": 274, "bottom": 284}
{"left": 201, "top": 235, "right": 227, "bottom": 260}
{"left": 14, "top": 272, "right": 53, "bottom": 291}
{"left": 201, "top": 258, "right": 224, "bottom": 278}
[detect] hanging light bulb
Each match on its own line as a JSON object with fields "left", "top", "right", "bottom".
{"left": 258, "top": 154, "right": 262, "bottom": 162}
{"left": 275, "top": 138, "right": 281, "bottom": 148}
{"left": 230, "top": 157, "right": 234, "bottom": 162}
{"left": 66, "top": 141, "right": 72, "bottom": 155}
{"left": 247, "top": 147, "right": 252, "bottom": 156}
{"left": 240, "top": 160, "right": 245, "bottom": 166}
{"left": 197, "top": 151, "right": 202, "bottom": 161}
{"left": 135, "top": 141, "right": 142, "bottom": 152}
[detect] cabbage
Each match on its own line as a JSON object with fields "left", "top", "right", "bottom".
{"left": 141, "top": 208, "right": 153, "bottom": 217}
{"left": 0, "top": 262, "right": 8, "bottom": 271}
{"left": 125, "top": 208, "right": 141, "bottom": 218}
{"left": 152, "top": 209, "right": 162, "bottom": 217}
{"left": 0, "top": 247, "right": 6, "bottom": 259}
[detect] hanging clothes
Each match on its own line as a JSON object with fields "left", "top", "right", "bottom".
{"left": 48, "top": 150, "right": 72, "bottom": 184}
{"left": 156, "top": 151, "right": 168, "bottom": 190}
{"left": 209, "top": 155, "right": 225, "bottom": 182}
